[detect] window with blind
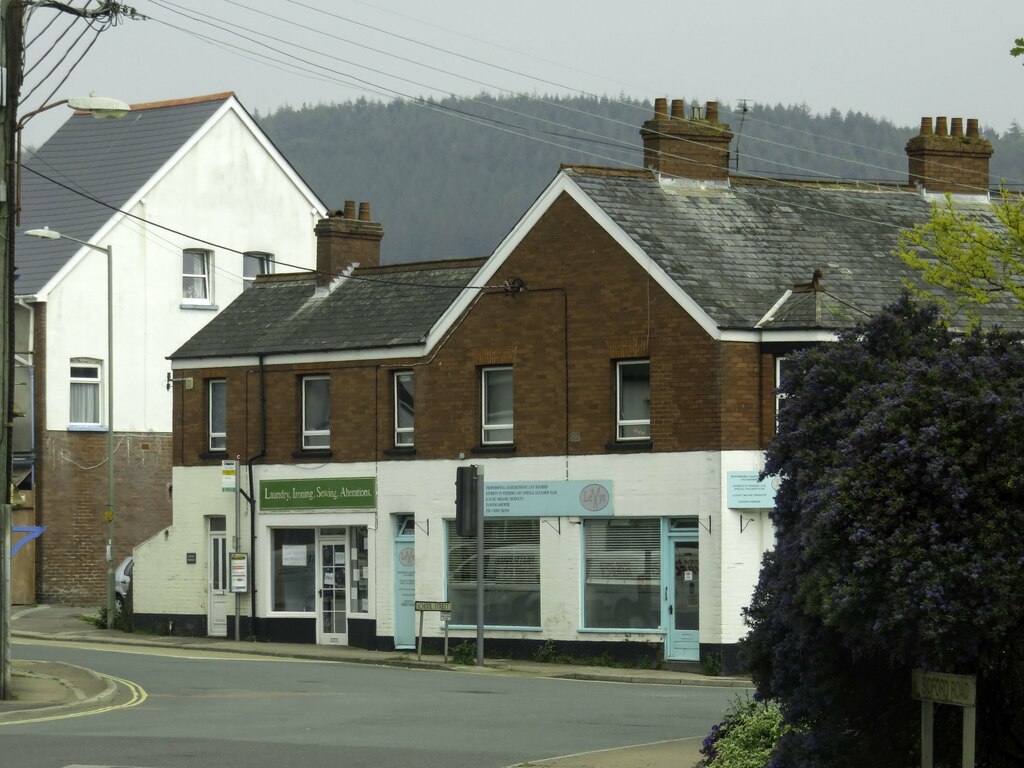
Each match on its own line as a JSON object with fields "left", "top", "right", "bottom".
{"left": 447, "top": 518, "right": 540, "bottom": 627}
{"left": 583, "top": 518, "right": 660, "bottom": 629}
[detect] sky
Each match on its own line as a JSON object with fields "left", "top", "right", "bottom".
{"left": 18, "top": 0, "right": 1024, "bottom": 149}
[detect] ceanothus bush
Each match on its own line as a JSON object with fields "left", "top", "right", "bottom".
{"left": 742, "top": 295, "right": 1024, "bottom": 768}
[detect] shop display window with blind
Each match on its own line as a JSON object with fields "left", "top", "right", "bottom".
{"left": 583, "top": 518, "right": 660, "bottom": 629}
{"left": 446, "top": 518, "right": 540, "bottom": 627}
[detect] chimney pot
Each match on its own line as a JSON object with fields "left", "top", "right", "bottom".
{"left": 641, "top": 95, "right": 733, "bottom": 182}
{"left": 705, "top": 101, "right": 719, "bottom": 124}
{"left": 906, "top": 114, "right": 993, "bottom": 194}
{"left": 314, "top": 201, "right": 383, "bottom": 286}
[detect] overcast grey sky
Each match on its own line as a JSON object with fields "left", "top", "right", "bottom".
{"left": 19, "top": 0, "right": 1024, "bottom": 149}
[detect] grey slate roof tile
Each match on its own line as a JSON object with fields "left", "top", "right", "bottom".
{"left": 171, "top": 261, "right": 484, "bottom": 359}
{"left": 16, "top": 96, "right": 228, "bottom": 296}
{"left": 565, "top": 168, "right": 1018, "bottom": 331}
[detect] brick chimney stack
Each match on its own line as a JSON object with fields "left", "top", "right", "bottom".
{"left": 640, "top": 98, "right": 734, "bottom": 181}
{"left": 314, "top": 201, "right": 383, "bottom": 286}
{"left": 906, "top": 115, "right": 993, "bottom": 194}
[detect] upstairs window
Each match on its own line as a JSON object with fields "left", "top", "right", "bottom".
{"left": 209, "top": 379, "right": 226, "bottom": 452}
{"left": 302, "top": 375, "right": 330, "bottom": 449}
{"left": 616, "top": 360, "right": 650, "bottom": 440}
{"left": 481, "top": 366, "right": 513, "bottom": 444}
{"left": 394, "top": 370, "right": 414, "bottom": 447}
{"left": 183, "top": 249, "right": 212, "bottom": 303}
{"left": 776, "top": 356, "right": 797, "bottom": 423}
{"left": 243, "top": 251, "right": 272, "bottom": 290}
{"left": 70, "top": 360, "right": 101, "bottom": 426}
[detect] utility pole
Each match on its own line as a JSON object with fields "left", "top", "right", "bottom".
{"left": 1, "top": 0, "right": 25, "bottom": 702}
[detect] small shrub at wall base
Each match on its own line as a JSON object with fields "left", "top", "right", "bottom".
{"left": 701, "top": 652, "right": 723, "bottom": 676}
{"left": 88, "top": 607, "right": 131, "bottom": 633}
{"left": 700, "top": 694, "right": 790, "bottom": 768}
{"left": 452, "top": 641, "right": 477, "bottom": 665}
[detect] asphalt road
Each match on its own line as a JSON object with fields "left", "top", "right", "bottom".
{"left": 6, "top": 639, "right": 739, "bottom": 768}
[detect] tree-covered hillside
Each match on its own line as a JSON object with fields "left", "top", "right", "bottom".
{"left": 257, "top": 94, "right": 1024, "bottom": 264}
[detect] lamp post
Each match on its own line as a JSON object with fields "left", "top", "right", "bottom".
{"left": 15, "top": 96, "right": 130, "bottom": 224}
{"left": 25, "top": 228, "right": 116, "bottom": 628}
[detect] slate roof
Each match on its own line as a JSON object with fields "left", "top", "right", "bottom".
{"left": 170, "top": 260, "right": 485, "bottom": 359}
{"left": 15, "top": 93, "right": 231, "bottom": 296}
{"left": 564, "top": 167, "right": 1018, "bottom": 332}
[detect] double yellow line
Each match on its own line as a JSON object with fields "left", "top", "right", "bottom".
{"left": 0, "top": 672, "right": 147, "bottom": 726}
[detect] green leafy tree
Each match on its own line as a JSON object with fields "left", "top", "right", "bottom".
{"left": 896, "top": 190, "right": 1024, "bottom": 318}
{"left": 742, "top": 296, "right": 1024, "bottom": 767}
{"left": 1012, "top": 37, "right": 1024, "bottom": 57}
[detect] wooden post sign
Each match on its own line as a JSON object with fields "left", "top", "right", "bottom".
{"left": 911, "top": 669, "right": 977, "bottom": 768}
{"left": 415, "top": 600, "right": 452, "bottom": 662}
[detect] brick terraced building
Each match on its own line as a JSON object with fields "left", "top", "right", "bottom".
{"left": 133, "top": 100, "right": 1016, "bottom": 674}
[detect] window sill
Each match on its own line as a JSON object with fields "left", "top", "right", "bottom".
{"left": 292, "top": 449, "right": 332, "bottom": 460}
{"left": 384, "top": 447, "right": 417, "bottom": 458}
{"left": 577, "top": 627, "right": 665, "bottom": 635}
{"left": 604, "top": 439, "right": 653, "bottom": 452}
{"left": 180, "top": 302, "right": 219, "bottom": 311}
{"left": 67, "top": 424, "right": 107, "bottom": 432}
{"left": 471, "top": 443, "right": 516, "bottom": 455}
{"left": 199, "top": 450, "right": 228, "bottom": 461}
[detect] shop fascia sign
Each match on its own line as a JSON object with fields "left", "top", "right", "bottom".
{"left": 259, "top": 477, "right": 376, "bottom": 511}
{"left": 484, "top": 480, "right": 613, "bottom": 517}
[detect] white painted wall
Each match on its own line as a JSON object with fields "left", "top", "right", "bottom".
{"left": 42, "top": 106, "right": 321, "bottom": 433}
{"left": 143, "top": 450, "right": 774, "bottom": 648}
{"left": 134, "top": 465, "right": 238, "bottom": 616}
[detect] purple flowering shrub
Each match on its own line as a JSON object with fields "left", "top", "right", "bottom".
{"left": 742, "top": 296, "right": 1024, "bottom": 768}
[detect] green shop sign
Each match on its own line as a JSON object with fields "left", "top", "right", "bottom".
{"left": 259, "top": 477, "right": 376, "bottom": 511}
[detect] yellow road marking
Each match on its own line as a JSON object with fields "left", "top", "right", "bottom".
{"left": 1, "top": 672, "right": 147, "bottom": 726}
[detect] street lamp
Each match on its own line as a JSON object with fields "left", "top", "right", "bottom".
{"left": 25, "top": 227, "right": 116, "bottom": 628}
{"left": 15, "top": 95, "right": 131, "bottom": 224}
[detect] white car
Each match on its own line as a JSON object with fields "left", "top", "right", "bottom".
{"left": 115, "top": 556, "right": 133, "bottom": 613}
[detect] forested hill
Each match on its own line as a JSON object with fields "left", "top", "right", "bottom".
{"left": 257, "top": 94, "right": 1024, "bottom": 264}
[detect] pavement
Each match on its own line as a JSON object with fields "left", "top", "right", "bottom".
{"left": 3, "top": 604, "right": 752, "bottom": 766}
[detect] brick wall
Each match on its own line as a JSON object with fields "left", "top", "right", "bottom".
{"left": 37, "top": 430, "right": 172, "bottom": 604}
{"left": 174, "top": 192, "right": 771, "bottom": 467}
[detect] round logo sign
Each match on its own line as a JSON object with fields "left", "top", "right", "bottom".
{"left": 579, "top": 483, "right": 610, "bottom": 512}
{"left": 398, "top": 546, "right": 415, "bottom": 567}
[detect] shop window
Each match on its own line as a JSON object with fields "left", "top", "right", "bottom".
{"left": 302, "top": 375, "right": 330, "bottom": 449}
{"left": 481, "top": 366, "right": 513, "bottom": 444}
{"left": 272, "top": 529, "right": 315, "bottom": 612}
{"left": 616, "top": 360, "right": 650, "bottom": 440}
{"left": 69, "top": 359, "right": 101, "bottom": 426}
{"left": 350, "top": 527, "right": 369, "bottom": 613}
{"left": 446, "top": 518, "right": 539, "bottom": 627}
{"left": 583, "top": 518, "right": 660, "bottom": 629}
{"left": 394, "top": 370, "right": 414, "bottom": 446}
{"left": 182, "top": 249, "right": 212, "bottom": 304}
{"left": 208, "top": 379, "right": 226, "bottom": 451}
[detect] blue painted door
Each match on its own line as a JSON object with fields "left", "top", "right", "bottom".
{"left": 664, "top": 521, "right": 699, "bottom": 661}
